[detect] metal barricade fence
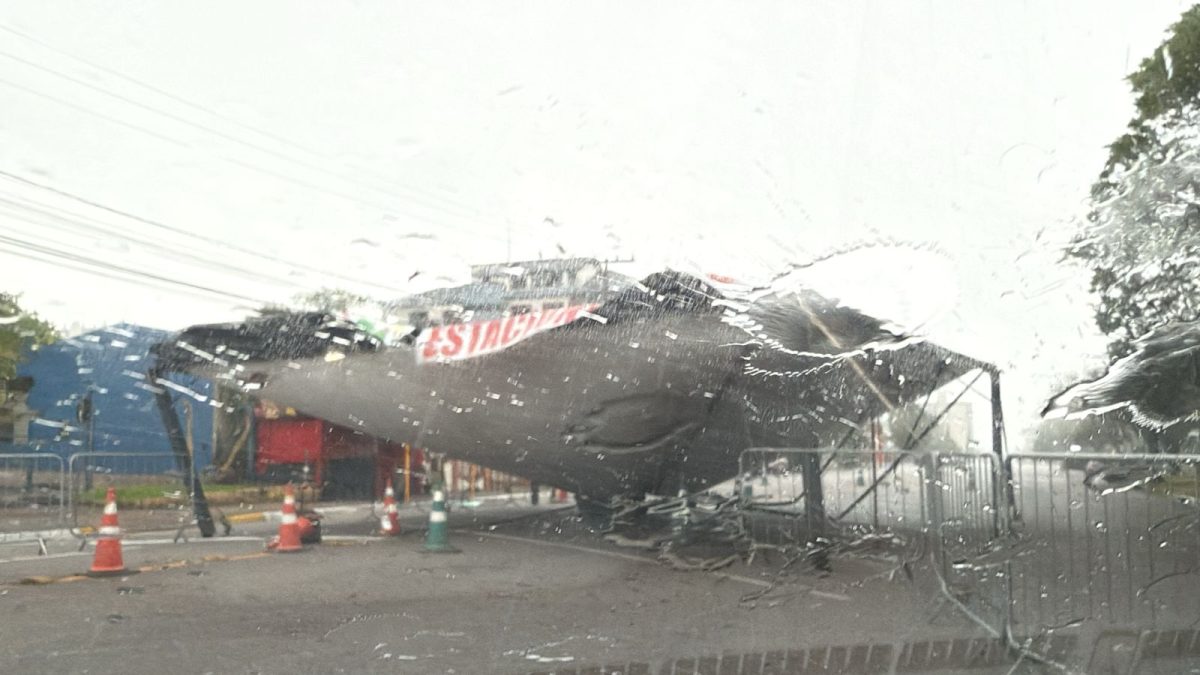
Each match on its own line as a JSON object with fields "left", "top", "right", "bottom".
{"left": 737, "top": 448, "right": 1008, "bottom": 628}
{"left": 738, "top": 448, "right": 1200, "bottom": 635}
{"left": 67, "top": 452, "right": 195, "bottom": 533}
{"left": 0, "top": 453, "right": 66, "bottom": 534}
{"left": 737, "top": 448, "right": 1002, "bottom": 549}
{"left": 444, "top": 460, "right": 530, "bottom": 503}
{"left": 1006, "top": 452, "right": 1200, "bottom": 631}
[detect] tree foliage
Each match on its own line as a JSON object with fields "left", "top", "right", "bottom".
{"left": 291, "top": 288, "right": 390, "bottom": 341}
{"left": 0, "top": 293, "right": 58, "bottom": 379}
{"left": 885, "top": 395, "right": 967, "bottom": 451}
{"left": 1100, "top": 6, "right": 1200, "bottom": 187}
{"left": 292, "top": 288, "right": 372, "bottom": 314}
{"left": 1072, "top": 6, "right": 1200, "bottom": 359}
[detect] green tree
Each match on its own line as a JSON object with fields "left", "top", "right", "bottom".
{"left": 292, "top": 288, "right": 390, "bottom": 341}
{"left": 0, "top": 293, "right": 58, "bottom": 379}
{"left": 1099, "top": 6, "right": 1200, "bottom": 188}
{"left": 885, "top": 395, "right": 964, "bottom": 451}
{"left": 1070, "top": 6, "right": 1200, "bottom": 359}
{"left": 293, "top": 288, "right": 371, "bottom": 314}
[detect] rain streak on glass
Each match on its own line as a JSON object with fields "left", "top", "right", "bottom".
{"left": 3, "top": 3, "right": 1200, "bottom": 674}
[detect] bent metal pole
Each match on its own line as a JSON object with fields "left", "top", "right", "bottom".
{"left": 149, "top": 368, "right": 216, "bottom": 537}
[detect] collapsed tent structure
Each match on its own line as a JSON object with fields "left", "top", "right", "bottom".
{"left": 152, "top": 271, "right": 1003, "bottom": 524}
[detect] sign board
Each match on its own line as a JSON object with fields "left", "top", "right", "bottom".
{"left": 415, "top": 305, "right": 596, "bottom": 363}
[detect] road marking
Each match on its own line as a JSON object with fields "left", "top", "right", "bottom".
{"left": 0, "top": 528, "right": 74, "bottom": 543}
{"left": 0, "top": 550, "right": 91, "bottom": 565}
{"left": 322, "top": 535, "right": 382, "bottom": 544}
{"left": 311, "top": 505, "right": 369, "bottom": 514}
{"left": 136, "top": 560, "right": 188, "bottom": 572}
{"left": 18, "top": 574, "right": 90, "bottom": 585}
{"left": 18, "top": 575, "right": 59, "bottom": 585}
{"left": 810, "top": 589, "right": 851, "bottom": 602}
{"left": 7, "top": 549, "right": 275, "bottom": 585}
{"left": 225, "top": 512, "right": 266, "bottom": 524}
{"left": 123, "top": 536, "right": 262, "bottom": 546}
{"left": 0, "top": 538, "right": 264, "bottom": 569}
{"left": 221, "top": 552, "right": 271, "bottom": 562}
{"left": 469, "top": 530, "right": 771, "bottom": 588}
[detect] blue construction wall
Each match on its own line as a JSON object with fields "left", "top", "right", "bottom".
{"left": 12, "top": 324, "right": 215, "bottom": 472}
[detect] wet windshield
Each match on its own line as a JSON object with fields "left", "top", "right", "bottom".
{"left": 2, "top": 3, "right": 1200, "bottom": 673}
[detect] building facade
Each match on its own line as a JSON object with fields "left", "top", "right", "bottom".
{"left": 384, "top": 257, "right": 631, "bottom": 338}
{"left": 14, "top": 323, "right": 215, "bottom": 469}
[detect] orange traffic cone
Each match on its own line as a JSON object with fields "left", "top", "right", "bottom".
{"left": 274, "top": 483, "right": 304, "bottom": 553}
{"left": 380, "top": 479, "right": 400, "bottom": 536}
{"left": 88, "top": 487, "right": 126, "bottom": 576}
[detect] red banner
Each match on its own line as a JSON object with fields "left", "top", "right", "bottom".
{"left": 415, "top": 304, "right": 596, "bottom": 363}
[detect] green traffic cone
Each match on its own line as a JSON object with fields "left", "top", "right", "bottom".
{"left": 422, "top": 486, "right": 459, "bottom": 553}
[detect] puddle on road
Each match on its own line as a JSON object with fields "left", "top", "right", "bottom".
{"left": 502, "top": 634, "right": 616, "bottom": 666}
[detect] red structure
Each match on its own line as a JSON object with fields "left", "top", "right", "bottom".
{"left": 254, "top": 403, "right": 423, "bottom": 499}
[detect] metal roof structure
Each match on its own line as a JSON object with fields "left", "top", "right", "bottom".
{"left": 156, "top": 270, "right": 1006, "bottom": 503}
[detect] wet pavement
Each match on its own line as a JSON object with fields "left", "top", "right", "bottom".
{"left": 0, "top": 495, "right": 989, "bottom": 674}
{"left": 0, "top": 495, "right": 1195, "bottom": 674}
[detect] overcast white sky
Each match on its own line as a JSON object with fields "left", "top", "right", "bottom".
{"left": 0, "top": 1, "right": 1190, "bottom": 425}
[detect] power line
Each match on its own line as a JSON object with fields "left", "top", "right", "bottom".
{"left": 0, "top": 231, "right": 270, "bottom": 304}
{"left": 0, "top": 194, "right": 305, "bottom": 290}
{"left": 219, "top": 157, "right": 411, "bottom": 220}
{"left": 0, "top": 59, "right": 405, "bottom": 220}
{"left": 0, "top": 73, "right": 510, "bottom": 252}
{"left": 0, "top": 170, "right": 413, "bottom": 295}
{"left": 0, "top": 245, "right": 261, "bottom": 308}
{"left": 0, "top": 231, "right": 271, "bottom": 304}
{"left": 0, "top": 36, "right": 526, "bottom": 265}
{"left": 0, "top": 24, "right": 339, "bottom": 160}
{"left": 0, "top": 22, "right": 481, "bottom": 218}
{"left": 0, "top": 46, "right": 486, "bottom": 224}
{"left": 0, "top": 76, "right": 190, "bottom": 148}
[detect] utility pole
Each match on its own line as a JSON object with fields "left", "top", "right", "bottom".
{"left": 78, "top": 390, "right": 94, "bottom": 490}
{"left": 600, "top": 255, "right": 635, "bottom": 276}
{"left": 601, "top": 255, "right": 636, "bottom": 266}
{"left": 600, "top": 256, "right": 635, "bottom": 300}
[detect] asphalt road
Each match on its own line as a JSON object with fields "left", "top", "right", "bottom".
{"left": 2, "top": 492, "right": 1198, "bottom": 674}
{"left": 0, "top": 494, "right": 1016, "bottom": 675}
